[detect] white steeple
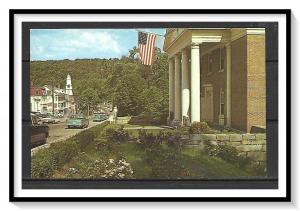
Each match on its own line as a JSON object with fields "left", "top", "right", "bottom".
{"left": 66, "top": 74, "right": 73, "bottom": 96}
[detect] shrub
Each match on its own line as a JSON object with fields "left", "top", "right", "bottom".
{"left": 75, "top": 130, "right": 95, "bottom": 150}
{"left": 67, "top": 157, "right": 134, "bottom": 179}
{"left": 128, "top": 114, "right": 161, "bottom": 126}
{"left": 31, "top": 140, "right": 80, "bottom": 178}
{"left": 163, "top": 131, "right": 185, "bottom": 151}
{"left": 189, "top": 122, "right": 210, "bottom": 134}
{"left": 203, "top": 140, "right": 218, "bottom": 156}
{"left": 215, "top": 144, "right": 239, "bottom": 163}
{"left": 143, "top": 145, "right": 188, "bottom": 178}
{"left": 203, "top": 141, "right": 253, "bottom": 168}
{"left": 50, "top": 141, "right": 80, "bottom": 168}
{"left": 105, "top": 126, "right": 130, "bottom": 143}
{"left": 89, "top": 121, "right": 109, "bottom": 138}
{"left": 138, "top": 129, "right": 161, "bottom": 148}
{"left": 31, "top": 149, "right": 56, "bottom": 178}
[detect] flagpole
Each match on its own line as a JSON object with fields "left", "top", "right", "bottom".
{"left": 135, "top": 29, "right": 165, "bottom": 37}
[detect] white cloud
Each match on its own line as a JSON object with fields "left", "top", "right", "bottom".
{"left": 30, "top": 29, "right": 122, "bottom": 60}
{"left": 77, "top": 31, "right": 121, "bottom": 53}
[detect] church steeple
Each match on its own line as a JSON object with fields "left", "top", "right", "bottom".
{"left": 66, "top": 74, "right": 73, "bottom": 96}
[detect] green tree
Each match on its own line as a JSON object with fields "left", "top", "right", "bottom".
{"left": 78, "top": 88, "right": 99, "bottom": 115}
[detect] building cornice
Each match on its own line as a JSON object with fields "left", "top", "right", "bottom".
{"left": 230, "top": 28, "right": 265, "bottom": 42}
{"left": 191, "top": 35, "right": 222, "bottom": 44}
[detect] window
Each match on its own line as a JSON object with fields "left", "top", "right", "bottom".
{"left": 208, "top": 55, "right": 213, "bottom": 74}
{"left": 219, "top": 46, "right": 225, "bottom": 72}
{"left": 220, "top": 88, "right": 225, "bottom": 115}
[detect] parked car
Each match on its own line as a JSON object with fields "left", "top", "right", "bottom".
{"left": 93, "top": 113, "right": 108, "bottom": 122}
{"left": 66, "top": 114, "right": 89, "bottom": 129}
{"left": 31, "top": 114, "right": 49, "bottom": 148}
{"left": 41, "top": 115, "right": 60, "bottom": 124}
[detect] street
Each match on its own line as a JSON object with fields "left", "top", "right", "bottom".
{"left": 31, "top": 118, "right": 107, "bottom": 155}
{"left": 47, "top": 119, "right": 102, "bottom": 144}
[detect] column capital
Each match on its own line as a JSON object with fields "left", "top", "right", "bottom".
{"left": 191, "top": 42, "right": 201, "bottom": 48}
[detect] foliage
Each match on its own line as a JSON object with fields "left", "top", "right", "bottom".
{"left": 105, "top": 125, "right": 130, "bottom": 143}
{"left": 31, "top": 149, "right": 57, "bottom": 179}
{"left": 137, "top": 129, "right": 161, "bottom": 149}
{"left": 30, "top": 47, "right": 169, "bottom": 121}
{"left": 74, "top": 130, "right": 95, "bottom": 150}
{"left": 31, "top": 122, "right": 108, "bottom": 179}
{"left": 66, "top": 157, "right": 134, "bottom": 179}
{"left": 33, "top": 123, "right": 259, "bottom": 179}
{"left": 203, "top": 141, "right": 252, "bottom": 169}
{"left": 189, "top": 122, "right": 210, "bottom": 134}
{"left": 143, "top": 144, "right": 188, "bottom": 178}
{"left": 31, "top": 141, "right": 80, "bottom": 178}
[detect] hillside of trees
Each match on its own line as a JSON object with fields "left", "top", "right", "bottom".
{"left": 30, "top": 48, "right": 169, "bottom": 124}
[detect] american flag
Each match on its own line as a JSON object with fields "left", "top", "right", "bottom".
{"left": 138, "top": 31, "right": 156, "bottom": 66}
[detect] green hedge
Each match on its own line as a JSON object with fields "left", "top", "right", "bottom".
{"left": 31, "top": 122, "right": 109, "bottom": 179}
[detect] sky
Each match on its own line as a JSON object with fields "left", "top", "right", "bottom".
{"left": 30, "top": 28, "right": 166, "bottom": 61}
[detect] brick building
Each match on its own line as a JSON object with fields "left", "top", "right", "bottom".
{"left": 164, "top": 28, "right": 266, "bottom": 132}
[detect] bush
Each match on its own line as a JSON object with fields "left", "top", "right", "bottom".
{"left": 214, "top": 144, "right": 239, "bottom": 163}
{"left": 105, "top": 126, "right": 130, "bottom": 143}
{"left": 89, "top": 121, "right": 109, "bottom": 137}
{"left": 138, "top": 129, "right": 161, "bottom": 148}
{"left": 203, "top": 141, "right": 253, "bottom": 168}
{"left": 31, "top": 149, "right": 56, "bottom": 178}
{"left": 75, "top": 130, "right": 95, "bottom": 150}
{"left": 31, "top": 140, "right": 80, "bottom": 178}
{"left": 189, "top": 122, "right": 210, "bottom": 134}
{"left": 51, "top": 141, "right": 80, "bottom": 168}
{"left": 128, "top": 114, "right": 161, "bottom": 126}
{"left": 143, "top": 145, "right": 188, "bottom": 178}
{"left": 66, "top": 157, "right": 134, "bottom": 179}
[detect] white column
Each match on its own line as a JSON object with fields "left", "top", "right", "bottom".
{"left": 168, "top": 58, "right": 175, "bottom": 121}
{"left": 226, "top": 43, "right": 231, "bottom": 127}
{"left": 181, "top": 49, "right": 190, "bottom": 122}
{"left": 190, "top": 43, "right": 201, "bottom": 123}
{"left": 174, "top": 54, "right": 181, "bottom": 121}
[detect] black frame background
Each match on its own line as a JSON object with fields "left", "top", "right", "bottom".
{"left": 9, "top": 9, "right": 291, "bottom": 202}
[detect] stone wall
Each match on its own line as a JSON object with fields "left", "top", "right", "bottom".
{"left": 183, "top": 133, "right": 266, "bottom": 164}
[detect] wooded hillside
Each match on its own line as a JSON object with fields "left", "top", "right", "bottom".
{"left": 30, "top": 48, "right": 169, "bottom": 124}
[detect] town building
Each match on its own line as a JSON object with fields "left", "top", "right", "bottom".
{"left": 30, "top": 86, "right": 46, "bottom": 113}
{"left": 164, "top": 28, "right": 266, "bottom": 132}
{"left": 30, "top": 74, "right": 75, "bottom": 115}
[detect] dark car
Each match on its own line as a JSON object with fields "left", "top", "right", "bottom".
{"left": 31, "top": 114, "right": 49, "bottom": 148}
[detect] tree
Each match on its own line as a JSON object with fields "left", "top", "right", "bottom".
{"left": 30, "top": 47, "right": 169, "bottom": 123}
{"left": 78, "top": 88, "right": 99, "bottom": 115}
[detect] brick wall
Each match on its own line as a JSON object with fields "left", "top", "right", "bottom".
{"left": 199, "top": 33, "right": 265, "bottom": 133}
{"left": 246, "top": 35, "right": 266, "bottom": 132}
